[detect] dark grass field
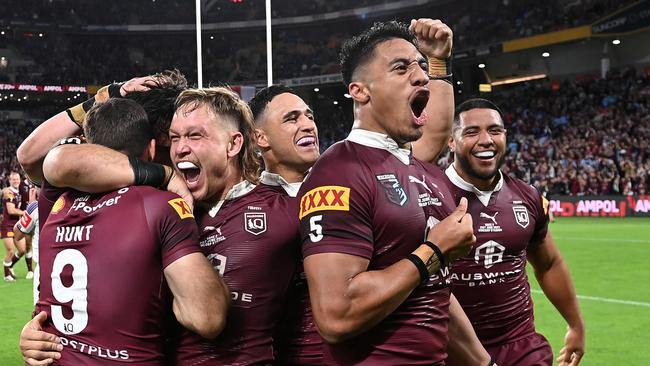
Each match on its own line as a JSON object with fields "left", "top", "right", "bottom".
{"left": 1, "top": 217, "right": 649, "bottom": 365}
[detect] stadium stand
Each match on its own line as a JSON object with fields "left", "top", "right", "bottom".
{"left": 1, "top": 0, "right": 633, "bottom": 84}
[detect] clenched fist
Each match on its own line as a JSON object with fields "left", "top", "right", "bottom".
{"left": 409, "top": 18, "right": 453, "bottom": 60}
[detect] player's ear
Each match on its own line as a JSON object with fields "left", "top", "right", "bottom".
{"left": 448, "top": 135, "right": 455, "bottom": 153}
{"left": 255, "top": 128, "right": 270, "bottom": 150}
{"left": 143, "top": 139, "right": 157, "bottom": 162}
{"left": 349, "top": 81, "right": 369, "bottom": 104}
{"left": 227, "top": 132, "right": 244, "bottom": 158}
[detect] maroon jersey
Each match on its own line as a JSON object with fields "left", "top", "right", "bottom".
{"left": 174, "top": 181, "right": 299, "bottom": 366}
{"left": 299, "top": 129, "right": 455, "bottom": 365}
{"left": 259, "top": 172, "right": 323, "bottom": 366}
{"left": 38, "top": 137, "right": 85, "bottom": 230}
{"left": 36, "top": 186, "right": 201, "bottom": 365}
{"left": 1, "top": 186, "right": 22, "bottom": 228}
{"left": 19, "top": 178, "right": 32, "bottom": 210}
{"left": 445, "top": 166, "right": 549, "bottom": 346}
{"left": 275, "top": 260, "right": 322, "bottom": 365}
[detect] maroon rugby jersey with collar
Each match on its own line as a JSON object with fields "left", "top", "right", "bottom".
{"left": 173, "top": 181, "right": 299, "bottom": 366}
{"left": 299, "top": 129, "right": 455, "bottom": 366}
{"left": 258, "top": 171, "right": 324, "bottom": 366}
{"left": 37, "top": 186, "right": 200, "bottom": 365}
{"left": 444, "top": 165, "right": 549, "bottom": 346}
{"left": 1, "top": 186, "right": 21, "bottom": 229}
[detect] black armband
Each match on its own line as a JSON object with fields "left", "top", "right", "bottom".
{"left": 65, "top": 82, "right": 123, "bottom": 127}
{"left": 107, "top": 83, "right": 124, "bottom": 99}
{"left": 406, "top": 253, "right": 430, "bottom": 285}
{"left": 128, "top": 156, "right": 173, "bottom": 189}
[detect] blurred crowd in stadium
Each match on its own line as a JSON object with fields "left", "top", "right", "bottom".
{"left": 2, "top": 69, "right": 649, "bottom": 196}
{"left": 2, "top": 0, "right": 629, "bottom": 84}
{"left": 0, "top": 0, "right": 647, "bottom": 197}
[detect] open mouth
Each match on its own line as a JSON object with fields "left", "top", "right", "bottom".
{"left": 177, "top": 161, "right": 201, "bottom": 184}
{"left": 296, "top": 136, "right": 317, "bottom": 148}
{"left": 410, "top": 90, "right": 429, "bottom": 118}
{"left": 410, "top": 90, "right": 429, "bottom": 126}
{"left": 472, "top": 151, "right": 496, "bottom": 160}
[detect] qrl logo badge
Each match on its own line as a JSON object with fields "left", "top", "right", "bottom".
{"left": 474, "top": 240, "right": 506, "bottom": 268}
{"left": 244, "top": 212, "right": 267, "bottom": 236}
{"left": 512, "top": 205, "right": 529, "bottom": 228}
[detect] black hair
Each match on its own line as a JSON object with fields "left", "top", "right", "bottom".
{"left": 339, "top": 21, "right": 417, "bottom": 86}
{"left": 453, "top": 98, "right": 504, "bottom": 134}
{"left": 125, "top": 69, "right": 188, "bottom": 138}
{"left": 248, "top": 84, "right": 297, "bottom": 123}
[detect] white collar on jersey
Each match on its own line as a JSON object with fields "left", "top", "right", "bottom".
{"left": 259, "top": 171, "right": 303, "bottom": 197}
{"left": 204, "top": 180, "right": 257, "bottom": 218}
{"left": 445, "top": 164, "right": 504, "bottom": 207}
{"left": 346, "top": 129, "right": 412, "bottom": 165}
{"left": 8, "top": 186, "right": 19, "bottom": 194}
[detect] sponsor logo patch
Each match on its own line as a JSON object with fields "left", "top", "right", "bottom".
{"left": 299, "top": 185, "right": 350, "bottom": 219}
{"left": 168, "top": 198, "right": 194, "bottom": 219}
{"left": 474, "top": 240, "right": 506, "bottom": 268}
{"left": 51, "top": 196, "right": 66, "bottom": 215}
{"left": 376, "top": 174, "right": 408, "bottom": 206}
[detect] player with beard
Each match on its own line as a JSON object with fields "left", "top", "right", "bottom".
{"left": 28, "top": 98, "right": 228, "bottom": 365}
{"left": 298, "top": 20, "right": 491, "bottom": 365}
{"left": 20, "top": 86, "right": 316, "bottom": 366}
{"left": 444, "top": 98, "right": 585, "bottom": 366}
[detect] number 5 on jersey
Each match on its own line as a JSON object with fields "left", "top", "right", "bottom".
{"left": 309, "top": 215, "right": 323, "bottom": 242}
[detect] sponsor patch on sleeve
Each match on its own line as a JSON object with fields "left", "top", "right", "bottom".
{"left": 168, "top": 198, "right": 194, "bottom": 219}
{"left": 19, "top": 212, "right": 32, "bottom": 228}
{"left": 299, "top": 185, "right": 350, "bottom": 219}
{"left": 51, "top": 196, "right": 65, "bottom": 215}
{"left": 542, "top": 196, "right": 550, "bottom": 216}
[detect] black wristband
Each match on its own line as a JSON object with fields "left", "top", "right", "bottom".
{"left": 424, "top": 240, "right": 446, "bottom": 268}
{"left": 406, "top": 253, "right": 430, "bottom": 285}
{"left": 487, "top": 360, "right": 496, "bottom": 366}
{"left": 429, "top": 74, "right": 453, "bottom": 85}
{"left": 128, "top": 156, "right": 168, "bottom": 188}
{"left": 108, "top": 83, "right": 124, "bottom": 98}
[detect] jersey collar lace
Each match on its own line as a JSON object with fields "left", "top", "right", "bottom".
{"left": 445, "top": 165, "right": 504, "bottom": 206}
{"left": 259, "top": 171, "right": 303, "bottom": 197}
{"left": 203, "top": 180, "right": 257, "bottom": 218}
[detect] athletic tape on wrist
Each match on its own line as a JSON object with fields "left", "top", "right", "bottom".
{"left": 428, "top": 57, "right": 453, "bottom": 85}
{"left": 424, "top": 240, "right": 446, "bottom": 268}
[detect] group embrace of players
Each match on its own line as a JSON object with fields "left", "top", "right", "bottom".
{"left": 14, "top": 18, "right": 585, "bottom": 366}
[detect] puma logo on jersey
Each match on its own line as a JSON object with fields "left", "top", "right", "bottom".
{"left": 480, "top": 212, "right": 499, "bottom": 225}
{"left": 408, "top": 175, "right": 432, "bottom": 194}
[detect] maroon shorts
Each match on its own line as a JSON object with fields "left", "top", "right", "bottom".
{"left": 1, "top": 224, "right": 15, "bottom": 239}
{"left": 487, "top": 333, "right": 553, "bottom": 366}
{"left": 446, "top": 333, "right": 552, "bottom": 366}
